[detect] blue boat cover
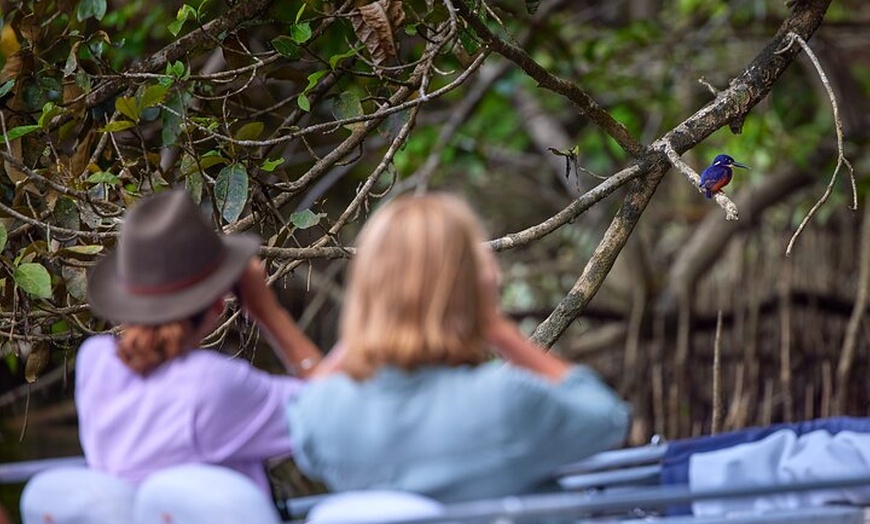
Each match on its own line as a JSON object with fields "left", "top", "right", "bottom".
{"left": 661, "top": 417, "right": 870, "bottom": 514}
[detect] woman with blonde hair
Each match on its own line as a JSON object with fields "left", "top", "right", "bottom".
{"left": 288, "top": 193, "right": 630, "bottom": 502}
{"left": 78, "top": 189, "right": 324, "bottom": 496}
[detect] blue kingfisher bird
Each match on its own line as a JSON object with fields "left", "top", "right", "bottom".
{"left": 699, "top": 154, "right": 750, "bottom": 198}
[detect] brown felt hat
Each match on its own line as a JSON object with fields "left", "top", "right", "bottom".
{"left": 87, "top": 189, "right": 260, "bottom": 325}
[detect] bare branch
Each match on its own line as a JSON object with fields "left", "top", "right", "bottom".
{"left": 411, "top": 62, "right": 506, "bottom": 194}
{"left": 454, "top": 0, "right": 644, "bottom": 158}
{"left": 0, "top": 200, "right": 118, "bottom": 240}
{"left": 81, "top": 0, "right": 278, "bottom": 110}
{"left": 488, "top": 164, "right": 643, "bottom": 252}
{"left": 659, "top": 154, "right": 821, "bottom": 313}
{"left": 169, "top": 52, "right": 488, "bottom": 150}
{"left": 712, "top": 310, "right": 724, "bottom": 435}
{"left": 836, "top": 201, "right": 870, "bottom": 411}
{"left": 530, "top": 0, "right": 834, "bottom": 347}
{"left": 259, "top": 246, "right": 355, "bottom": 260}
{"left": 781, "top": 31, "right": 857, "bottom": 256}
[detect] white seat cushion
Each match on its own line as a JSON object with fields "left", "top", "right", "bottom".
{"left": 308, "top": 491, "right": 447, "bottom": 523}
{"left": 20, "top": 467, "right": 135, "bottom": 524}
{"left": 133, "top": 464, "right": 281, "bottom": 524}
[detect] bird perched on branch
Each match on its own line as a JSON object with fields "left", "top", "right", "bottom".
{"left": 699, "top": 154, "right": 750, "bottom": 198}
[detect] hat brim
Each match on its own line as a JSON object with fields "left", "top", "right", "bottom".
{"left": 87, "top": 234, "right": 260, "bottom": 325}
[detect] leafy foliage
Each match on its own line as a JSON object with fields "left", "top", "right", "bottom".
{"left": 0, "top": 0, "right": 860, "bottom": 391}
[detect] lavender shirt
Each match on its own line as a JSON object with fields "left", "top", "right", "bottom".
{"left": 75, "top": 334, "right": 304, "bottom": 494}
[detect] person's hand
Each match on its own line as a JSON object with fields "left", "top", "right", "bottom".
{"left": 234, "top": 257, "right": 324, "bottom": 377}
{"left": 236, "top": 257, "right": 279, "bottom": 322}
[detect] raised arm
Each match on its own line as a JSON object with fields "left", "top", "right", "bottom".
{"left": 479, "top": 246, "right": 571, "bottom": 382}
{"left": 236, "top": 258, "right": 324, "bottom": 378}
{"left": 487, "top": 314, "right": 571, "bottom": 383}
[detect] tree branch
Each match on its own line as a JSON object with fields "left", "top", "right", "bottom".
{"left": 529, "top": 0, "right": 833, "bottom": 347}
{"left": 454, "top": 0, "right": 645, "bottom": 158}
{"left": 531, "top": 160, "right": 669, "bottom": 346}
{"left": 659, "top": 147, "right": 827, "bottom": 313}
{"left": 83, "top": 0, "right": 277, "bottom": 110}
{"left": 780, "top": 31, "right": 857, "bottom": 256}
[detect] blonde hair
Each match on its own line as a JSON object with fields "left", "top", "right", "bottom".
{"left": 340, "top": 193, "right": 491, "bottom": 380}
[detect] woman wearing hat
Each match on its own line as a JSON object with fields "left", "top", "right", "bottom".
{"left": 288, "top": 193, "right": 630, "bottom": 502}
{"left": 78, "top": 189, "right": 325, "bottom": 495}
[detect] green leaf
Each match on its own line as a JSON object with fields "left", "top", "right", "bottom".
{"left": 297, "top": 94, "right": 310, "bottom": 112}
{"left": 168, "top": 4, "right": 197, "bottom": 36}
{"left": 50, "top": 319, "right": 71, "bottom": 334}
{"left": 290, "top": 209, "right": 326, "bottom": 229}
{"left": 77, "top": 0, "right": 107, "bottom": 21}
{"left": 167, "top": 19, "right": 185, "bottom": 37}
{"left": 0, "top": 222, "right": 7, "bottom": 253}
{"left": 234, "top": 121, "right": 264, "bottom": 141}
{"left": 260, "top": 158, "right": 284, "bottom": 172}
{"left": 166, "top": 61, "right": 186, "bottom": 79}
{"left": 214, "top": 164, "right": 249, "bottom": 223}
{"left": 201, "top": 151, "right": 228, "bottom": 169}
{"left": 333, "top": 91, "right": 364, "bottom": 131}
{"left": 303, "top": 70, "right": 327, "bottom": 95}
{"left": 180, "top": 3, "right": 197, "bottom": 19}
{"left": 4, "top": 352, "right": 18, "bottom": 376}
{"left": 75, "top": 70, "right": 93, "bottom": 92}
{"left": 115, "top": 96, "right": 139, "bottom": 122}
{"left": 296, "top": 70, "right": 326, "bottom": 113}
{"left": 271, "top": 36, "right": 300, "bottom": 60}
{"left": 14, "top": 263, "right": 52, "bottom": 299}
{"left": 0, "top": 80, "right": 15, "bottom": 99}
{"left": 100, "top": 120, "right": 136, "bottom": 133}
{"left": 0, "top": 125, "right": 40, "bottom": 142}
{"left": 328, "top": 46, "right": 361, "bottom": 69}
{"left": 185, "top": 171, "right": 204, "bottom": 204}
{"left": 458, "top": 26, "right": 481, "bottom": 54}
{"left": 64, "top": 48, "right": 79, "bottom": 77}
{"left": 162, "top": 90, "right": 191, "bottom": 146}
{"left": 61, "top": 245, "right": 104, "bottom": 255}
{"left": 180, "top": 151, "right": 228, "bottom": 178}
{"left": 140, "top": 85, "right": 168, "bottom": 110}
{"left": 53, "top": 197, "right": 81, "bottom": 231}
{"left": 86, "top": 171, "right": 120, "bottom": 185}
{"left": 290, "top": 22, "right": 312, "bottom": 44}
{"left": 38, "top": 102, "right": 65, "bottom": 128}
{"left": 295, "top": 3, "right": 307, "bottom": 23}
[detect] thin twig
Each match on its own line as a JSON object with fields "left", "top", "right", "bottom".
{"left": 697, "top": 76, "right": 719, "bottom": 96}
{"left": 488, "top": 164, "right": 643, "bottom": 252}
{"left": 164, "top": 52, "right": 489, "bottom": 150}
{"left": 779, "top": 259, "right": 794, "bottom": 422}
{"left": 19, "top": 384, "right": 31, "bottom": 442}
{"left": 835, "top": 201, "right": 870, "bottom": 411}
{"left": 781, "top": 31, "right": 856, "bottom": 256}
{"left": 711, "top": 309, "right": 724, "bottom": 435}
{"left": 0, "top": 200, "right": 118, "bottom": 240}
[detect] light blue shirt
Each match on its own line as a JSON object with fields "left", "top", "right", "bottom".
{"left": 287, "top": 362, "right": 630, "bottom": 502}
